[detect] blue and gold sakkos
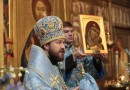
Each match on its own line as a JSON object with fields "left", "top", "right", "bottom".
{"left": 24, "top": 45, "right": 67, "bottom": 90}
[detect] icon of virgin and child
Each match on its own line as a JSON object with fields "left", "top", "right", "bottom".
{"left": 85, "top": 21, "right": 104, "bottom": 50}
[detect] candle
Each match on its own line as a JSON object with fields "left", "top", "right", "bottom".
{"left": 115, "top": 51, "right": 119, "bottom": 79}
{"left": 120, "top": 75, "right": 124, "bottom": 81}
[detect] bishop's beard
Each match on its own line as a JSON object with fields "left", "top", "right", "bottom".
{"left": 48, "top": 48, "right": 65, "bottom": 65}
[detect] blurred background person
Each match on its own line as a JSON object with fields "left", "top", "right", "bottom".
{"left": 116, "top": 37, "right": 129, "bottom": 80}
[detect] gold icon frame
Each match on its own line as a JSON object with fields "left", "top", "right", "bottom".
{"left": 79, "top": 15, "right": 108, "bottom": 54}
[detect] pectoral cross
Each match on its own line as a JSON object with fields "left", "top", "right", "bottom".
{"left": 50, "top": 72, "right": 59, "bottom": 89}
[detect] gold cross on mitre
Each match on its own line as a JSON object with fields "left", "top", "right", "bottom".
{"left": 50, "top": 72, "right": 59, "bottom": 89}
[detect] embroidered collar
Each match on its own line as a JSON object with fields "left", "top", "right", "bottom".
{"left": 65, "top": 43, "right": 72, "bottom": 49}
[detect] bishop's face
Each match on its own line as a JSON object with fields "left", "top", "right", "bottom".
{"left": 35, "top": 0, "right": 47, "bottom": 21}
{"left": 47, "top": 39, "right": 65, "bottom": 62}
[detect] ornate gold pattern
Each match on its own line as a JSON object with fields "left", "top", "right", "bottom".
{"left": 50, "top": 72, "right": 59, "bottom": 89}
{"left": 34, "top": 16, "right": 65, "bottom": 46}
